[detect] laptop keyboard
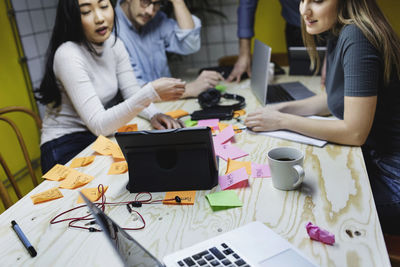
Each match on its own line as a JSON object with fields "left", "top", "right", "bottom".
{"left": 266, "top": 84, "right": 294, "bottom": 103}
{"left": 176, "top": 243, "right": 250, "bottom": 267}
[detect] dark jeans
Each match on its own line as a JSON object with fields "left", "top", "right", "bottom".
{"left": 40, "top": 131, "right": 97, "bottom": 174}
{"left": 362, "top": 146, "right": 400, "bottom": 234}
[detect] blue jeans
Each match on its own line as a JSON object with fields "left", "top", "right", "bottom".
{"left": 362, "top": 146, "right": 400, "bottom": 234}
{"left": 40, "top": 131, "right": 97, "bottom": 174}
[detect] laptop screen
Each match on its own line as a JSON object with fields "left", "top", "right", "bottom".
{"left": 81, "top": 193, "right": 163, "bottom": 267}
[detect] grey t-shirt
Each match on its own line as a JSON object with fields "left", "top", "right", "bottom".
{"left": 325, "top": 24, "right": 400, "bottom": 152}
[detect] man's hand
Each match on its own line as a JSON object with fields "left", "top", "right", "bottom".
{"left": 244, "top": 106, "right": 283, "bottom": 132}
{"left": 182, "top": 70, "right": 224, "bottom": 98}
{"left": 151, "top": 77, "right": 186, "bottom": 101}
{"left": 150, "top": 113, "right": 185, "bottom": 129}
{"left": 227, "top": 54, "right": 252, "bottom": 83}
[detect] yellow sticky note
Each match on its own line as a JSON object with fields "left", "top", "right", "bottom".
{"left": 91, "top": 135, "right": 116, "bottom": 155}
{"left": 118, "top": 124, "right": 138, "bottom": 132}
{"left": 218, "top": 123, "right": 242, "bottom": 133}
{"left": 233, "top": 109, "right": 246, "bottom": 118}
{"left": 70, "top": 156, "right": 96, "bottom": 168}
{"left": 77, "top": 186, "right": 108, "bottom": 204}
{"left": 30, "top": 187, "right": 63, "bottom": 204}
{"left": 226, "top": 158, "right": 252, "bottom": 175}
{"left": 42, "top": 164, "right": 73, "bottom": 181}
{"left": 111, "top": 144, "right": 125, "bottom": 161}
{"left": 59, "top": 170, "right": 94, "bottom": 189}
{"left": 163, "top": 191, "right": 196, "bottom": 205}
{"left": 165, "top": 109, "right": 189, "bottom": 119}
{"left": 108, "top": 161, "right": 128, "bottom": 174}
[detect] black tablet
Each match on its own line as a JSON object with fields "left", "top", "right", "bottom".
{"left": 115, "top": 127, "right": 219, "bottom": 193}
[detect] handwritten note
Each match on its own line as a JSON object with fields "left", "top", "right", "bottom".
{"left": 70, "top": 156, "right": 96, "bottom": 168}
{"left": 59, "top": 170, "right": 94, "bottom": 189}
{"left": 77, "top": 186, "right": 108, "bottom": 204}
{"left": 118, "top": 124, "right": 138, "bottom": 132}
{"left": 165, "top": 109, "right": 189, "bottom": 119}
{"left": 214, "top": 143, "right": 248, "bottom": 161}
{"left": 163, "top": 191, "right": 196, "bottom": 205}
{"left": 91, "top": 135, "right": 115, "bottom": 155}
{"left": 108, "top": 161, "right": 128, "bottom": 174}
{"left": 30, "top": 187, "right": 63, "bottom": 204}
{"left": 206, "top": 190, "right": 242, "bottom": 211}
{"left": 219, "top": 167, "right": 248, "bottom": 190}
{"left": 226, "top": 158, "right": 252, "bottom": 175}
{"left": 213, "top": 125, "right": 235, "bottom": 145}
{"left": 42, "top": 164, "right": 73, "bottom": 181}
{"left": 111, "top": 144, "right": 125, "bottom": 161}
{"left": 251, "top": 163, "right": 271, "bottom": 178}
{"left": 197, "top": 119, "right": 220, "bottom": 131}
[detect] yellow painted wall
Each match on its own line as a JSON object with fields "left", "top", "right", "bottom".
{"left": 0, "top": 1, "right": 41, "bottom": 209}
{"left": 254, "top": 0, "right": 400, "bottom": 54}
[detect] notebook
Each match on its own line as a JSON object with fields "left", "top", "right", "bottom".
{"left": 80, "top": 192, "right": 319, "bottom": 267}
{"left": 251, "top": 39, "right": 315, "bottom": 106}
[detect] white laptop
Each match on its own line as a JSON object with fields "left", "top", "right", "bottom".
{"left": 251, "top": 39, "right": 315, "bottom": 106}
{"left": 81, "top": 193, "right": 319, "bottom": 267}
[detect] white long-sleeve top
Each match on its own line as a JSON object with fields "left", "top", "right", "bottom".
{"left": 40, "top": 36, "right": 161, "bottom": 145}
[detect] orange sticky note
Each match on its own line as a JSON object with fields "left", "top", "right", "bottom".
{"left": 165, "top": 109, "right": 189, "bottom": 119}
{"left": 108, "top": 161, "right": 128, "bottom": 174}
{"left": 59, "top": 170, "right": 94, "bottom": 189}
{"left": 226, "top": 158, "right": 252, "bottom": 175}
{"left": 233, "top": 109, "right": 246, "bottom": 118}
{"left": 118, "top": 124, "right": 138, "bottom": 132}
{"left": 218, "top": 123, "right": 242, "bottom": 133}
{"left": 77, "top": 186, "right": 108, "bottom": 203}
{"left": 42, "top": 164, "right": 73, "bottom": 181}
{"left": 91, "top": 135, "right": 116, "bottom": 155}
{"left": 70, "top": 156, "right": 96, "bottom": 168}
{"left": 163, "top": 191, "right": 196, "bottom": 205}
{"left": 111, "top": 144, "right": 125, "bottom": 161}
{"left": 30, "top": 187, "right": 63, "bottom": 204}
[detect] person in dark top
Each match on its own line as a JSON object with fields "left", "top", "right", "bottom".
{"left": 245, "top": 0, "right": 400, "bottom": 234}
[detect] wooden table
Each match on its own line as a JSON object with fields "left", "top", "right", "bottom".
{"left": 0, "top": 70, "right": 390, "bottom": 267}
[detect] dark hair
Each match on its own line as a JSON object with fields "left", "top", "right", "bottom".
{"left": 35, "top": 0, "right": 118, "bottom": 107}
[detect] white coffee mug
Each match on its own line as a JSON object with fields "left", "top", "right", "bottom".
{"left": 267, "top": 147, "right": 305, "bottom": 190}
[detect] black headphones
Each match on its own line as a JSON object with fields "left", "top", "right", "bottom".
{"left": 198, "top": 88, "right": 246, "bottom": 112}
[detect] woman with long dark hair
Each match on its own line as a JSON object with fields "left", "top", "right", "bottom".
{"left": 245, "top": 0, "right": 400, "bottom": 234}
{"left": 37, "top": 0, "right": 186, "bottom": 173}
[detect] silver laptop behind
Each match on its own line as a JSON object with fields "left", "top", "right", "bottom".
{"left": 250, "top": 39, "right": 315, "bottom": 106}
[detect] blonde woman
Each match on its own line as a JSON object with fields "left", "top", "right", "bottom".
{"left": 245, "top": 0, "right": 400, "bottom": 234}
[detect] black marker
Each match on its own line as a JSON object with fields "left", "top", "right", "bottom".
{"left": 11, "top": 220, "right": 37, "bottom": 257}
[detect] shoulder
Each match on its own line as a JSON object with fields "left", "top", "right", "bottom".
{"left": 338, "top": 24, "right": 370, "bottom": 45}
{"left": 54, "top": 41, "right": 83, "bottom": 61}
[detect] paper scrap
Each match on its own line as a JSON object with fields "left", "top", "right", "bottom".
{"left": 42, "top": 164, "right": 73, "bottom": 181}
{"left": 251, "top": 163, "right": 271, "bottom": 178}
{"left": 185, "top": 119, "right": 197, "bottom": 127}
{"left": 213, "top": 125, "right": 235, "bottom": 145}
{"left": 197, "top": 119, "right": 220, "bottom": 131}
{"left": 108, "top": 161, "right": 128, "bottom": 174}
{"left": 163, "top": 191, "right": 196, "bottom": 205}
{"left": 165, "top": 109, "right": 189, "bottom": 119}
{"left": 218, "top": 123, "right": 242, "bottom": 133}
{"left": 118, "top": 124, "right": 138, "bottom": 132}
{"left": 30, "top": 187, "right": 63, "bottom": 204}
{"left": 70, "top": 156, "right": 96, "bottom": 168}
{"left": 59, "top": 170, "right": 94, "bottom": 189}
{"left": 306, "top": 222, "right": 335, "bottom": 245}
{"left": 91, "top": 135, "right": 116, "bottom": 155}
{"left": 226, "top": 159, "right": 252, "bottom": 175}
{"left": 219, "top": 167, "right": 248, "bottom": 190}
{"left": 215, "top": 84, "right": 227, "bottom": 92}
{"left": 77, "top": 186, "right": 108, "bottom": 204}
{"left": 111, "top": 144, "right": 125, "bottom": 161}
{"left": 233, "top": 109, "right": 246, "bottom": 118}
{"left": 214, "top": 143, "right": 248, "bottom": 161}
{"left": 206, "top": 190, "right": 242, "bottom": 211}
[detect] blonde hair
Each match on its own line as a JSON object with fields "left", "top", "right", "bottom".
{"left": 301, "top": 0, "right": 400, "bottom": 84}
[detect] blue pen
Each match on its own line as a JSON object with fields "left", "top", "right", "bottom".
{"left": 11, "top": 220, "right": 37, "bottom": 257}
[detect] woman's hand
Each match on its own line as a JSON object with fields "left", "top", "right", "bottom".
{"left": 244, "top": 106, "right": 284, "bottom": 132}
{"left": 151, "top": 78, "right": 186, "bottom": 101}
{"left": 150, "top": 113, "right": 185, "bottom": 130}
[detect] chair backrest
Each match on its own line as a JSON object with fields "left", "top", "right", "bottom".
{"left": 0, "top": 106, "right": 42, "bottom": 209}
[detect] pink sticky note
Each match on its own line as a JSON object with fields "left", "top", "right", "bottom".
{"left": 214, "top": 143, "right": 248, "bottom": 161}
{"left": 219, "top": 167, "right": 248, "bottom": 190}
{"left": 198, "top": 119, "right": 220, "bottom": 130}
{"left": 306, "top": 222, "right": 335, "bottom": 245}
{"left": 251, "top": 163, "right": 271, "bottom": 178}
{"left": 213, "top": 125, "right": 235, "bottom": 145}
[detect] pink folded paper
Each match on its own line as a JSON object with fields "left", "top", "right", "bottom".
{"left": 306, "top": 222, "right": 335, "bottom": 245}
{"left": 214, "top": 143, "right": 248, "bottom": 161}
{"left": 213, "top": 125, "right": 235, "bottom": 145}
{"left": 219, "top": 167, "right": 248, "bottom": 190}
{"left": 197, "top": 119, "right": 220, "bottom": 130}
{"left": 251, "top": 163, "right": 271, "bottom": 178}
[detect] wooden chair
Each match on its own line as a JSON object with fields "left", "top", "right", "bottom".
{"left": 0, "top": 106, "right": 42, "bottom": 209}
{"left": 385, "top": 234, "right": 400, "bottom": 267}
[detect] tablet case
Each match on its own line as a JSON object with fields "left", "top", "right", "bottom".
{"left": 115, "top": 127, "right": 218, "bottom": 192}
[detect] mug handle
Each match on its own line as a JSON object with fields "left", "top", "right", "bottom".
{"left": 292, "top": 165, "right": 305, "bottom": 188}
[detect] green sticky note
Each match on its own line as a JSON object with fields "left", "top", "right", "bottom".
{"left": 185, "top": 118, "right": 197, "bottom": 127}
{"left": 215, "top": 84, "right": 227, "bottom": 92}
{"left": 206, "top": 190, "right": 242, "bottom": 211}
